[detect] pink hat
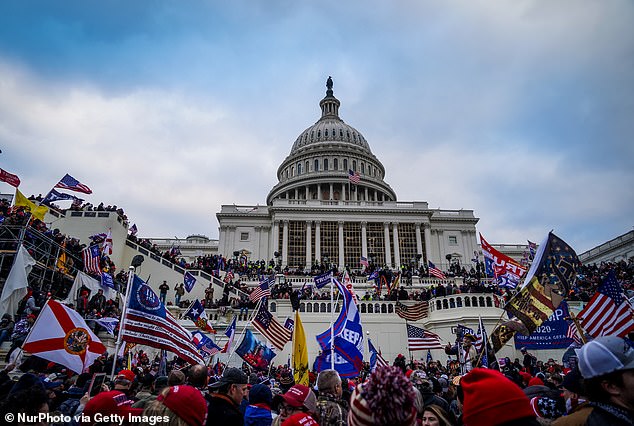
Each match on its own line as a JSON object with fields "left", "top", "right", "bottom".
{"left": 157, "top": 385, "right": 207, "bottom": 426}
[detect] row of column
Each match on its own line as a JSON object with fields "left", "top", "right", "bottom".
{"left": 284, "top": 182, "right": 387, "bottom": 202}
{"left": 273, "top": 220, "right": 431, "bottom": 270}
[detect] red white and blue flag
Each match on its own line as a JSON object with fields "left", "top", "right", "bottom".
{"left": 82, "top": 245, "right": 101, "bottom": 275}
{"left": 222, "top": 316, "right": 237, "bottom": 353}
{"left": 121, "top": 275, "right": 203, "bottom": 365}
{"left": 102, "top": 229, "right": 113, "bottom": 256}
{"left": 360, "top": 256, "right": 369, "bottom": 268}
{"left": 579, "top": 270, "right": 634, "bottom": 338}
{"left": 348, "top": 169, "right": 360, "bottom": 184}
{"left": 407, "top": 324, "right": 443, "bottom": 350}
{"left": 428, "top": 261, "right": 446, "bottom": 279}
{"left": 192, "top": 331, "right": 221, "bottom": 359}
{"left": 249, "top": 277, "right": 272, "bottom": 302}
{"left": 183, "top": 271, "right": 197, "bottom": 293}
{"left": 54, "top": 174, "right": 92, "bottom": 194}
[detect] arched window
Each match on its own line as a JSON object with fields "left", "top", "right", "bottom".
{"left": 465, "top": 297, "right": 470, "bottom": 307}
{"left": 310, "top": 131, "right": 314, "bottom": 141}
{"left": 324, "top": 159, "right": 329, "bottom": 170}
{"left": 340, "top": 129, "right": 344, "bottom": 138}
{"left": 346, "top": 130, "right": 350, "bottom": 139}
{"left": 325, "top": 129, "right": 328, "bottom": 137}
{"left": 291, "top": 166, "right": 295, "bottom": 177}
{"left": 361, "top": 163, "right": 365, "bottom": 174}
{"left": 457, "top": 298, "right": 463, "bottom": 308}
{"left": 305, "top": 161, "right": 309, "bottom": 173}
{"left": 381, "top": 304, "right": 387, "bottom": 313}
{"left": 270, "top": 302, "right": 277, "bottom": 312}
{"left": 297, "top": 162, "right": 302, "bottom": 174}
{"left": 436, "top": 300, "right": 442, "bottom": 310}
{"left": 317, "top": 130, "right": 321, "bottom": 139}
{"left": 343, "top": 159, "right": 348, "bottom": 170}
{"left": 314, "top": 159, "right": 319, "bottom": 172}
{"left": 368, "top": 304, "right": 373, "bottom": 313}
{"left": 285, "top": 169, "right": 289, "bottom": 179}
{"left": 352, "top": 160, "right": 357, "bottom": 171}
{"left": 334, "top": 158, "right": 338, "bottom": 170}
{"left": 307, "top": 303, "right": 312, "bottom": 313}
{"left": 449, "top": 299, "right": 455, "bottom": 308}
{"left": 486, "top": 297, "right": 492, "bottom": 307}
{"left": 360, "top": 304, "right": 367, "bottom": 313}
{"left": 388, "top": 304, "right": 394, "bottom": 313}
{"left": 321, "top": 303, "right": 327, "bottom": 313}
{"left": 299, "top": 303, "right": 305, "bottom": 313}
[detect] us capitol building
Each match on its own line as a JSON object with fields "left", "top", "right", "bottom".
{"left": 216, "top": 77, "right": 480, "bottom": 270}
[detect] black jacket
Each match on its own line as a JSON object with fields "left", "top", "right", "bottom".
{"left": 207, "top": 393, "right": 244, "bottom": 426}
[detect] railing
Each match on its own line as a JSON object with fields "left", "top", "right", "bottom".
{"left": 428, "top": 294, "right": 502, "bottom": 312}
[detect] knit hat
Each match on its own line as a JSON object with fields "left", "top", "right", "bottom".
{"left": 82, "top": 390, "right": 143, "bottom": 421}
{"left": 529, "top": 396, "right": 564, "bottom": 419}
{"left": 348, "top": 366, "right": 417, "bottom": 426}
{"left": 576, "top": 336, "right": 634, "bottom": 379}
{"left": 157, "top": 385, "right": 207, "bottom": 426}
{"left": 461, "top": 368, "right": 535, "bottom": 426}
{"left": 249, "top": 383, "right": 273, "bottom": 406}
{"left": 561, "top": 368, "right": 584, "bottom": 395}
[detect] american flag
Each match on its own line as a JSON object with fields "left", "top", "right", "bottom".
{"left": 368, "top": 339, "right": 388, "bottom": 371}
{"left": 395, "top": 301, "right": 429, "bottom": 321}
{"left": 407, "top": 324, "right": 443, "bottom": 351}
{"left": 192, "top": 331, "right": 221, "bottom": 359}
{"left": 566, "top": 323, "right": 582, "bottom": 346}
{"left": 579, "top": 270, "right": 634, "bottom": 338}
{"left": 360, "top": 256, "right": 369, "bottom": 268}
{"left": 249, "top": 277, "right": 272, "bottom": 302}
{"left": 82, "top": 245, "right": 101, "bottom": 275}
{"left": 428, "top": 261, "right": 446, "bottom": 279}
{"left": 54, "top": 173, "right": 92, "bottom": 194}
{"left": 121, "top": 275, "right": 204, "bottom": 366}
{"left": 224, "top": 271, "right": 235, "bottom": 283}
{"left": 253, "top": 302, "right": 291, "bottom": 351}
{"left": 348, "top": 169, "right": 360, "bottom": 184}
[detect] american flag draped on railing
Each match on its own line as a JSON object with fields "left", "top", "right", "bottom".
{"left": 121, "top": 275, "right": 204, "bottom": 366}
{"left": 395, "top": 301, "right": 429, "bottom": 321}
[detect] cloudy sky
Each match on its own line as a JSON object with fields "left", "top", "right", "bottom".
{"left": 1, "top": 1, "right": 632, "bottom": 253}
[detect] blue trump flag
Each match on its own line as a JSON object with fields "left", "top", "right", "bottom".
{"left": 514, "top": 301, "right": 574, "bottom": 350}
{"left": 236, "top": 329, "right": 276, "bottom": 371}
{"left": 314, "top": 271, "right": 333, "bottom": 289}
{"left": 183, "top": 271, "right": 196, "bottom": 293}
{"left": 313, "top": 278, "right": 364, "bottom": 378}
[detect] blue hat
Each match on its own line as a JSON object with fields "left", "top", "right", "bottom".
{"left": 249, "top": 383, "right": 273, "bottom": 406}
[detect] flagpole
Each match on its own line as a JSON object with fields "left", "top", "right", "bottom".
{"left": 110, "top": 266, "right": 135, "bottom": 381}
{"left": 330, "top": 273, "right": 335, "bottom": 370}
{"left": 226, "top": 297, "right": 263, "bottom": 365}
{"left": 568, "top": 311, "right": 588, "bottom": 345}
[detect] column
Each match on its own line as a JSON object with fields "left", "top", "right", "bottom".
{"left": 317, "top": 184, "right": 322, "bottom": 201}
{"left": 384, "top": 222, "right": 392, "bottom": 268}
{"left": 361, "top": 221, "right": 368, "bottom": 260}
{"left": 415, "top": 223, "right": 423, "bottom": 266}
{"left": 306, "top": 221, "right": 312, "bottom": 269}
{"left": 282, "top": 220, "right": 289, "bottom": 267}
{"left": 374, "top": 189, "right": 378, "bottom": 202}
{"left": 338, "top": 221, "right": 345, "bottom": 269}
{"left": 423, "top": 223, "right": 431, "bottom": 264}
{"left": 365, "top": 187, "right": 368, "bottom": 201}
{"left": 272, "top": 221, "right": 280, "bottom": 258}
{"left": 219, "top": 226, "right": 226, "bottom": 255}
{"left": 305, "top": 186, "right": 309, "bottom": 200}
{"left": 228, "top": 227, "right": 236, "bottom": 256}
{"left": 254, "top": 226, "right": 262, "bottom": 260}
{"left": 438, "top": 230, "right": 446, "bottom": 269}
{"left": 392, "top": 222, "right": 401, "bottom": 268}
{"left": 315, "top": 221, "right": 321, "bottom": 262}
{"left": 294, "top": 188, "right": 298, "bottom": 199}
{"left": 329, "top": 183, "right": 333, "bottom": 200}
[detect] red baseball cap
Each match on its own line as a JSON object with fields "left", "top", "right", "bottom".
{"left": 116, "top": 369, "right": 136, "bottom": 382}
{"left": 278, "top": 384, "right": 317, "bottom": 413}
{"left": 157, "top": 385, "right": 208, "bottom": 426}
{"left": 82, "top": 390, "right": 142, "bottom": 422}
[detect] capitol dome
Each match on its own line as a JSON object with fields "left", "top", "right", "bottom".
{"left": 267, "top": 77, "right": 397, "bottom": 205}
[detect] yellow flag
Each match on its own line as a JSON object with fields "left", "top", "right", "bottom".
{"left": 56, "top": 241, "right": 68, "bottom": 274}
{"left": 292, "top": 310, "right": 309, "bottom": 386}
{"left": 14, "top": 189, "right": 48, "bottom": 221}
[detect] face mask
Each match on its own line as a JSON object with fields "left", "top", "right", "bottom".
{"left": 566, "top": 397, "right": 585, "bottom": 413}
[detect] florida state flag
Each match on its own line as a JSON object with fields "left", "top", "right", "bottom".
{"left": 23, "top": 300, "right": 107, "bottom": 373}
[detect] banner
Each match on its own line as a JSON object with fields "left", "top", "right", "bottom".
{"left": 235, "top": 329, "right": 276, "bottom": 371}
{"left": 514, "top": 301, "right": 574, "bottom": 350}
{"left": 480, "top": 233, "right": 526, "bottom": 288}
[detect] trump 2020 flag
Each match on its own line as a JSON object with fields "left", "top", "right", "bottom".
{"left": 183, "top": 272, "right": 196, "bottom": 293}
{"left": 23, "top": 300, "right": 107, "bottom": 373}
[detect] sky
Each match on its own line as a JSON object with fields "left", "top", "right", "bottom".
{"left": 0, "top": 0, "right": 632, "bottom": 254}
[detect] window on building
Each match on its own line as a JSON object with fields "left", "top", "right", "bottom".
{"left": 343, "top": 159, "right": 348, "bottom": 170}
{"left": 334, "top": 158, "right": 338, "bottom": 170}
{"left": 241, "top": 232, "right": 249, "bottom": 241}
{"left": 297, "top": 162, "right": 302, "bottom": 175}
{"left": 314, "top": 159, "right": 319, "bottom": 172}
{"left": 449, "top": 236, "right": 458, "bottom": 245}
{"left": 324, "top": 158, "right": 329, "bottom": 170}
{"left": 352, "top": 160, "right": 357, "bottom": 171}
{"left": 305, "top": 161, "right": 309, "bottom": 173}
{"left": 361, "top": 163, "right": 365, "bottom": 174}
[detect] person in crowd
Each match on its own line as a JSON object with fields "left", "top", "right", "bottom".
{"left": 348, "top": 365, "right": 417, "bottom": 426}
{"left": 187, "top": 364, "right": 209, "bottom": 393}
{"left": 0, "top": 313, "right": 15, "bottom": 347}
{"left": 168, "top": 370, "right": 186, "bottom": 386}
{"left": 82, "top": 390, "right": 142, "bottom": 425}
{"left": 132, "top": 375, "right": 168, "bottom": 409}
{"left": 143, "top": 385, "right": 208, "bottom": 426}
{"left": 551, "top": 368, "right": 588, "bottom": 425}
{"left": 315, "top": 369, "right": 349, "bottom": 426}
{"left": 570, "top": 336, "right": 634, "bottom": 425}
{"left": 461, "top": 368, "right": 539, "bottom": 426}
{"left": 521, "top": 347, "right": 538, "bottom": 375}
{"left": 444, "top": 333, "right": 477, "bottom": 374}
{"left": 112, "top": 369, "right": 137, "bottom": 400}
{"left": 24, "top": 288, "right": 41, "bottom": 316}
{"left": 159, "top": 281, "right": 170, "bottom": 305}
{"left": 5, "top": 314, "right": 35, "bottom": 362}
{"left": 88, "top": 289, "right": 106, "bottom": 314}
{"left": 205, "top": 283, "right": 215, "bottom": 308}
{"left": 207, "top": 367, "right": 249, "bottom": 426}
{"left": 272, "top": 384, "right": 318, "bottom": 426}
{"left": 175, "top": 283, "right": 185, "bottom": 306}
{"left": 421, "top": 404, "right": 455, "bottom": 426}
{"left": 245, "top": 383, "right": 273, "bottom": 426}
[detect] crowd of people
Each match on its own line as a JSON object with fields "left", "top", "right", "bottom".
{"left": 0, "top": 333, "right": 632, "bottom": 425}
